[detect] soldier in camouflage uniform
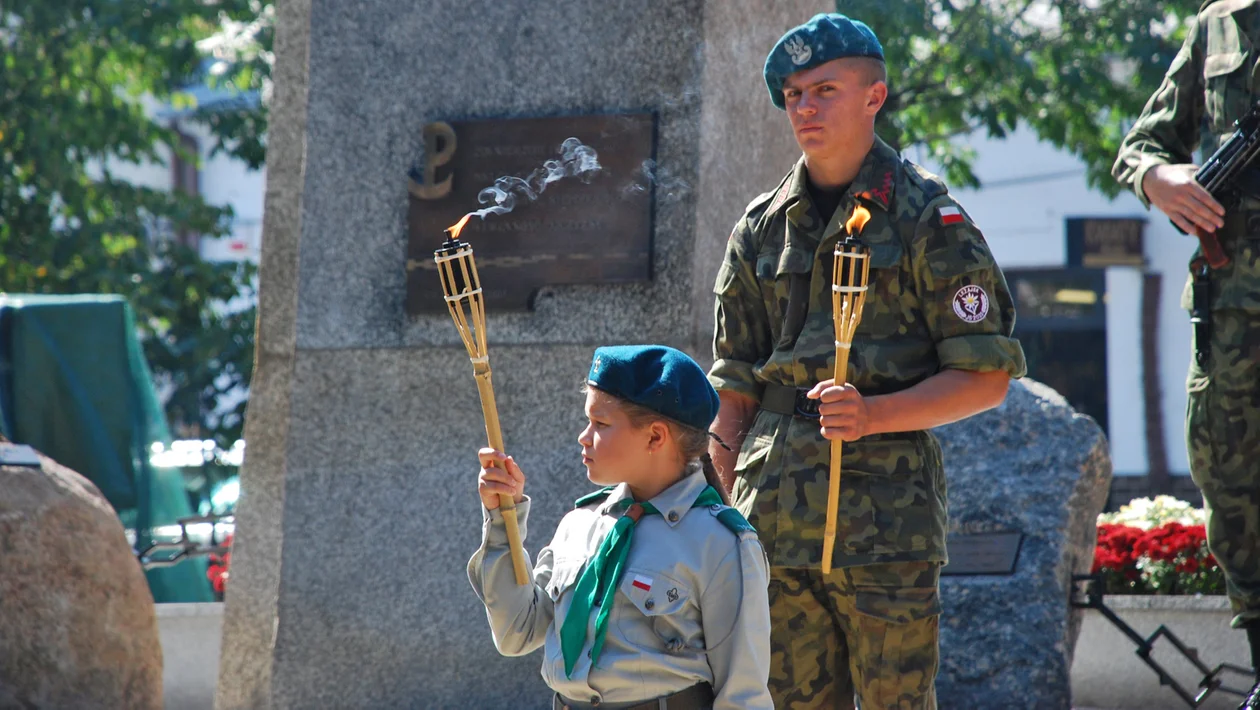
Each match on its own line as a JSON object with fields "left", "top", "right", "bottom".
{"left": 706, "top": 13, "right": 1027, "bottom": 710}
{"left": 1113, "top": 0, "right": 1260, "bottom": 679}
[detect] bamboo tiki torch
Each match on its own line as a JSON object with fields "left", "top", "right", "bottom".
{"left": 821, "top": 205, "right": 872, "bottom": 575}
{"left": 435, "top": 215, "right": 530, "bottom": 585}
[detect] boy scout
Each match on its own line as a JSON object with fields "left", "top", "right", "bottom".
{"left": 1113, "top": 0, "right": 1260, "bottom": 681}
{"left": 470, "top": 345, "right": 774, "bottom": 709}
{"left": 707, "top": 14, "right": 1027, "bottom": 710}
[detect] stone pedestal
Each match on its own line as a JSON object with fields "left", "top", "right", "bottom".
{"left": 215, "top": 2, "right": 830, "bottom": 708}
{"left": 0, "top": 447, "right": 163, "bottom": 710}
{"left": 935, "top": 379, "right": 1112, "bottom": 709}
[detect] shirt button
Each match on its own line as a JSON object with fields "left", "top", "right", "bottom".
{"left": 667, "top": 511, "right": 679, "bottom": 522}
{"left": 645, "top": 598, "right": 655, "bottom": 610}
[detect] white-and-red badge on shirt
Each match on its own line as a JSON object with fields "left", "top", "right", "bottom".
{"left": 953, "top": 285, "right": 990, "bottom": 323}
{"left": 939, "top": 205, "right": 965, "bottom": 226}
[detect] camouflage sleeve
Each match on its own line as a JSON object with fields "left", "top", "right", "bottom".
{"left": 911, "top": 197, "right": 1027, "bottom": 378}
{"left": 709, "top": 219, "right": 773, "bottom": 402}
{"left": 1112, "top": 13, "right": 1205, "bottom": 208}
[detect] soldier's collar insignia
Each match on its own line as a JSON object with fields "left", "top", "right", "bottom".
{"left": 768, "top": 180, "right": 793, "bottom": 214}
{"left": 855, "top": 169, "right": 895, "bottom": 211}
{"left": 851, "top": 139, "right": 901, "bottom": 211}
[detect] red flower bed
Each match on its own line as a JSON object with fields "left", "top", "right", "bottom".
{"left": 1093, "top": 522, "right": 1225, "bottom": 595}
{"left": 207, "top": 533, "right": 233, "bottom": 600}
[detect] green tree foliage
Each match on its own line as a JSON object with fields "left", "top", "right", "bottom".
{"left": 844, "top": 0, "right": 1201, "bottom": 195}
{"left": 0, "top": 1, "right": 271, "bottom": 444}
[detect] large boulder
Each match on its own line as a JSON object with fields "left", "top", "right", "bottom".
{"left": 0, "top": 442, "right": 163, "bottom": 709}
{"left": 935, "top": 378, "right": 1112, "bottom": 710}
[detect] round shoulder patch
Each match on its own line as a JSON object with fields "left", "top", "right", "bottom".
{"left": 952, "top": 284, "right": 990, "bottom": 323}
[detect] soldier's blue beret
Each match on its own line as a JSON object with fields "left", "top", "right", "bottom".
{"left": 587, "top": 345, "right": 719, "bottom": 432}
{"left": 764, "top": 13, "right": 885, "bottom": 110}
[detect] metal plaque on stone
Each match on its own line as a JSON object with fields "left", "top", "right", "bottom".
{"left": 406, "top": 113, "right": 657, "bottom": 313}
{"left": 942, "top": 531, "right": 1025, "bottom": 576}
{"left": 0, "top": 443, "right": 41, "bottom": 468}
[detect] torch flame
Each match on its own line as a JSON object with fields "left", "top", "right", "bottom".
{"left": 448, "top": 214, "right": 472, "bottom": 240}
{"left": 845, "top": 205, "right": 871, "bottom": 235}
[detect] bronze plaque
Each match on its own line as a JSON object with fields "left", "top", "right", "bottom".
{"left": 941, "top": 531, "right": 1025, "bottom": 576}
{"left": 406, "top": 113, "right": 657, "bottom": 313}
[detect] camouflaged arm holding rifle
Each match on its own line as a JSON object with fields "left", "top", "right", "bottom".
{"left": 1187, "top": 101, "right": 1260, "bottom": 268}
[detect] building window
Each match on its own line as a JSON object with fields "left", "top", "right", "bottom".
{"left": 171, "top": 128, "right": 200, "bottom": 251}
{"left": 1006, "top": 267, "right": 1109, "bottom": 436}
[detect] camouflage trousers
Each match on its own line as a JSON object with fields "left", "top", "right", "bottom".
{"left": 1186, "top": 309, "right": 1260, "bottom": 629}
{"left": 768, "top": 561, "right": 941, "bottom": 710}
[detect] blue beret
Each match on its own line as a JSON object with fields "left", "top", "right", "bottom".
{"left": 764, "top": 13, "right": 884, "bottom": 110}
{"left": 587, "top": 345, "right": 719, "bottom": 432}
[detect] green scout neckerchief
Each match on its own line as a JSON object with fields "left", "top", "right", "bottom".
{"left": 559, "top": 485, "right": 724, "bottom": 676}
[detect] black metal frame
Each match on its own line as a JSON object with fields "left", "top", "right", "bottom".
{"left": 1071, "top": 574, "right": 1254, "bottom": 707}
{"left": 135, "top": 513, "right": 233, "bottom": 569}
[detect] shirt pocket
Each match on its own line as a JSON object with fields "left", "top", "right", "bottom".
{"left": 1203, "top": 16, "right": 1251, "bottom": 131}
{"left": 549, "top": 557, "right": 587, "bottom": 625}
{"left": 730, "top": 411, "right": 779, "bottom": 514}
{"left": 614, "top": 570, "right": 703, "bottom": 656}
{"left": 547, "top": 556, "right": 583, "bottom": 604}
{"left": 858, "top": 241, "right": 909, "bottom": 336}
{"left": 853, "top": 585, "right": 942, "bottom": 625}
{"left": 543, "top": 557, "right": 586, "bottom": 668}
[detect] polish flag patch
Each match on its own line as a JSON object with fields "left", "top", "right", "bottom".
{"left": 939, "top": 205, "right": 964, "bottom": 226}
{"left": 631, "top": 575, "right": 653, "bottom": 591}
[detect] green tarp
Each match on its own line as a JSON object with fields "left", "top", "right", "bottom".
{"left": 0, "top": 294, "right": 212, "bottom": 602}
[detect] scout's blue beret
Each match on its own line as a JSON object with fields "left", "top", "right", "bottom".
{"left": 587, "top": 345, "right": 719, "bottom": 432}
{"left": 764, "top": 13, "right": 885, "bottom": 110}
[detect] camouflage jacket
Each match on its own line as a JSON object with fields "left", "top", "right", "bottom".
{"left": 709, "top": 137, "right": 1027, "bottom": 569}
{"left": 1113, "top": 0, "right": 1260, "bottom": 311}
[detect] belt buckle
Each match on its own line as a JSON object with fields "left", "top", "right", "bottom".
{"left": 793, "top": 388, "right": 820, "bottom": 420}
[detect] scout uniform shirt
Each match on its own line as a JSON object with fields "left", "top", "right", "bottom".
{"left": 709, "top": 137, "right": 1027, "bottom": 570}
{"left": 467, "top": 469, "right": 774, "bottom": 709}
{"left": 1113, "top": 0, "right": 1260, "bottom": 313}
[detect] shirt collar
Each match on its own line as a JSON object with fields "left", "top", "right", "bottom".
{"left": 596, "top": 466, "right": 711, "bottom": 527}
{"left": 766, "top": 135, "right": 901, "bottom": 227}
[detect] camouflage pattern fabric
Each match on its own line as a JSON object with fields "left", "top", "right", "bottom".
{"left": 709, "top": 137, "right": 1027, "bottom": 570}
{"left": 769, "top": 561, "right": 940, "bottom": 710}
{"left": 1186, "top": 310, "right": 1260, "bottom": 629}
{"left": 1114, "top": 0, "right": 1260, "bottom": 630}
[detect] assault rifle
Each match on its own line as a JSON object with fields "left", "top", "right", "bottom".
{"left": 1181, "top": 101, "right": 1260, "bottom": 268}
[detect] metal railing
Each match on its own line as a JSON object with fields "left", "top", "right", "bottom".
{"left": 135, "top": 513, "right": 234, "bottom": 569}
{"left": 1071, "top": 574, "right": 1256, "bottom": 708}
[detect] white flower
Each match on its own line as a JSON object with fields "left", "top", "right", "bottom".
{"left": 1097, "top": 495, "right": 1205, "bottom": 530}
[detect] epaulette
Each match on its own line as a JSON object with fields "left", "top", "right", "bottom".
{"left": 746, "top": 168, "right": 795, "bottom": 218}
{"left": 574, "top": 486, "right": 616, "bottom": 509}
{"left": 902, "top": 160, "right": 949, "bottom": 202}
{"left": 712, "top": 505, "right": 756, "bottom": 535}
{"left": 744, "top": 187, "right": 778, "bottom": 216}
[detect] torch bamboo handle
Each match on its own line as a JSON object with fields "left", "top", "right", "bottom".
{"left": 474, "top": 369, "right": 530, "bottom": 586}
{"left": 821, "top": 345, "right": 851, "bottom": 575}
